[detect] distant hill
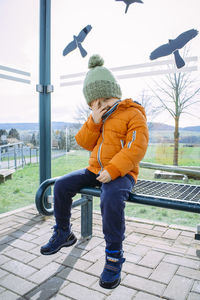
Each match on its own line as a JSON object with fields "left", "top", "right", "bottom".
{"left": 181, "top": 126, "right": 200, "bottom": 132}
{"left": 148, "top": 122, "right": 174, "bottom": 131}
{"left": 0, "top": 122, "right": 199, "bottom": 132}
{"left": 0, "top": 122, "right": 81, "bottom": 131}
{"left": 148, "top": 123, "right": 200, "bottom": 132}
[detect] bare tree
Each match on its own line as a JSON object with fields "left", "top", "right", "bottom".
{"left": 73, "top": 102, "right": 91, "bottom": 124}
{"left": 137, "top": 89, "right": 160, "bottom": 128}
{"left": 150, "top": 67, "right": 200, "bottom": 165}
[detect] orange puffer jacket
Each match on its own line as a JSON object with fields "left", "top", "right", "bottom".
{"left": 75, "top": 99, "right": 149, "bottom": 183}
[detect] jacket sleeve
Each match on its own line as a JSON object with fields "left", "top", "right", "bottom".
{"left": 75, "top": 114, "right": 103, "bottom": 151}
{"left": 104, "top": 109, "right": 149, "bottom": 180}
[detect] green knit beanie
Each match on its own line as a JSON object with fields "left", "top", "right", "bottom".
{"left": 83, "top": 54, "right": 122, "bottom": 105}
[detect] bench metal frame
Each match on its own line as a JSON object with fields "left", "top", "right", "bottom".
{"left": 35, "top": 177, "right": 200, "bottom": 241}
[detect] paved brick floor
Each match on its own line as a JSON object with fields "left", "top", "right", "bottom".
{"left": 0, "top": 205, "right": 200, "bottom": 300}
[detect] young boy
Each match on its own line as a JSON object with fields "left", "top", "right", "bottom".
{"left": 41, "top": 54, "right": 149, "bottom": 289}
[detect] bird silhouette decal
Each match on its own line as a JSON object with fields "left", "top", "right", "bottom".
{"left": 150, "top": 29, "right": 199, "bottom": 69}
{"left": 115, "top": 0, "right": 143, "bottom": 14}
{"left": 63, "top": 25, "right": 92, "bottom": 58}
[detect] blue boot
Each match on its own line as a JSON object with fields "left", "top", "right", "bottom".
{"left": 99, "top": 249, "right": 125, "bottom": 289}
{"left": 40, "top": 225, "right": 77, "bottom": 255}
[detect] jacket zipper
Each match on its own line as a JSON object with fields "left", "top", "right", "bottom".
{"left": 97, "top": 124, "right": 104, "bottom": 171}
{"left": 97, "top": 101, "right": 121, "bottom": 171}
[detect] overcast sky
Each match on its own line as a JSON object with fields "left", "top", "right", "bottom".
{"left": 0, "top": 0, "right": 200, "bottom": 127}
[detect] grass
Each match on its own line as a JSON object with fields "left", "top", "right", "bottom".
{"left": 0, "top": 149, "right": 200, "bottom": 227}
{"left": 145, "top": 144, "right": 200, "bottom": 166}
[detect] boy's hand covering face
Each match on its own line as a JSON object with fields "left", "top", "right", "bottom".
{"left": 91, "top": 99, "right": 110, "bottom": 124}
{"left": 97, "top": 170, "right": 111, "bottom": 183}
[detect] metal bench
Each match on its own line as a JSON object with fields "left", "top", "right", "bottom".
{"left": 35, "top": 178, "right": 200, "bottom": 242}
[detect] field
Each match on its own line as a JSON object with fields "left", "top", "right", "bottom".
{"left": 0, "top": 148, "right": 200, "bottom": 227}
{"left": 145, "top": 143, "right": 200, "bottom": 166}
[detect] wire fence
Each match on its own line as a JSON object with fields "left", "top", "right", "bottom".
{"left": 0, "top": 142, "right": 66, "bottom": 170}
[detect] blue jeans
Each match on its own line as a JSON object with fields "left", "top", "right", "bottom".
{"left": 54, "top": 168, "right": 135, "bottom": 250}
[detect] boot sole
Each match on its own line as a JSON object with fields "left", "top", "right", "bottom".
{"left": 40, "top": 236, "right": 77, "bottom": 255}
{"left": 99, "top": 277, "right": 121, "bottom": 289}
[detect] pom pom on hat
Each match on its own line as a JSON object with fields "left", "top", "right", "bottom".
{"left": 88, "top": 54, "right": 104, "bottom": 69}
{"left": 83, "top": 54, "right": 122, "bottom": 105}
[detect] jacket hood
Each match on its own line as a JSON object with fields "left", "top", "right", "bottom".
{"left": 119, "top": 98, "right": 147, "bottom": 120}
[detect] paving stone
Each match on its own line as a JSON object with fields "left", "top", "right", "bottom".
{"left": 77, "top": 236, "right": 103, "bottom": 251}
{"left": 9, "top": 230, "right": 37, "bottom": 242}
{"left": 126, "top": 217, "right": 155, "bottom": 225}
{"left": 129, "top": 221, "right": 154, "bottom": 230}
{"left": 0, "top": 290, "right": 21, "bottom": 300}
{"left": 163, "top": 275, "right": 193, "bottom": 300}
{"left": 29, "top": 245, "right": 42, "bottom": 255}
{"left": 92, "top": 218, "right": 102, "bottom": 226}
{"left": 186, "top": 247, "right": 198, "bottom": 257}
{"left": 124, "top": 251, "right": 141, "bottom": 263}
{"left": 0, "top": 286, "right": 5, "bottom": 294}
{"left": 163, "top": 254, "right": 200, "bottom": 269}
{"left": 0, "top": 221, "right": 18, "bottom": 229}
{"left": 122, "top": 274, "right": 166, "bottom": 296}
{"left": 92, "top": 227, "right": 104, "bottom": 238}
{"left": 133, "top": 227, "right": 163, "bottom": 238}
{"left": 26, "top": 276, "right": 68, "bottom": 300}
{"left": 0, "top": 255, "right": 10, "bottom": 265}
{"left": 0, "top": 227, "right": 12, "bottom": 236}
{"left": 49, "top": 294, "right": 69, "bottom": 300}
{"left": 162, "top": 229, "right": 181, "bottom": 239}
{"left": 9, "top": 239, "right": 36, "bottom": 251}
{"left": 133, "top": 291, "right": 163, "bottom": 300}
{"left": 124, "top": 244, "right": 150, "bottom": 256}
{"left": 18, "top": 224, "right": 38, "bottom": 233}
{"left": 55, "top": 254, "right": 92, "bottom": 271}
{"left": 107, "top": 285, "right": 137, "bottom": 299}
{"left": 153, "top": 225, "right": 168, "bottom": 232}
{"left": 28, "top": 262, "right": 64, "bottom": 284}
{"left": 125, "top": 233, "right": 144, "bottom": 244}
{"left": 28, "top": 252, "right": 61, "bottom": 269}
{"left": 82, "top": 246, "right": 104, "bottom": 262}
{"left": 169, "top": 224, "right": 195, "bottom": 232}
{"left": 5, "top": 248, "right": 37, "bottom": 263}
{"left": 140, "top": 235, "right": 172, "bottom": 247}
{"left": 150, "top": 262, "right": 178, "bottom": 284}
{"left": 0, "top": 245, "right": 14, "bottom": 254}
{"left": 0, "top": 235, "right": 14, "bottom": 244}
{"left": 1, "top": 260, "right": 37, "bottom": 278}
{"left": 187, "top": 292, "right": 200, "bottom": 300}
{"left": 30, "top": 234, "right": 50, "bottom": 245}
{"left": 192, "top": 281, "right": 200, "bottom": 293}
{"left": 15, "top": 212, "right": 37, "bottom": 219}
{"left": 30, "top": 226, "right": 51, "bottom": 237}
{"left": 181, "top": 231, "right": 195, "bottom": 237}
{"left": 138, "top": 250, "right": 165, "bottom": 268}
{"left": 123, "top": 262, "right": 152, "bottom": 278}
{"left": 177, "top": 266, "right": 200, "bottom": 280}
{"left": 0, "top": 273, "right": 36, "bottom": 296}
{"left": 151, "top": 243, "right": 187, "bottom": 255}
{"left": 176, "top": 236, "right": 193, "bottom": 245}
{"left": 0, "top": 217, "right": 12, "bottom": 224}
{"left": 0, "top": 268, "right": 9, "bottom": 279}
{"left": 59, "top": 245, "right": 87, "bottom": 257}
{"left": 57, "top": 267, "right": 97, "bottom": 287}
{"left": 90, "top": 279, "right": 112, "bottom": 295}
{"left": 60, "top": 282, "right": 105, "bottom": 300}
{"left": 1, "top": 206, "right": 200, "bottom": 300}
{"left": 86, "top": 257, "right": 105, "bottom": 277}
